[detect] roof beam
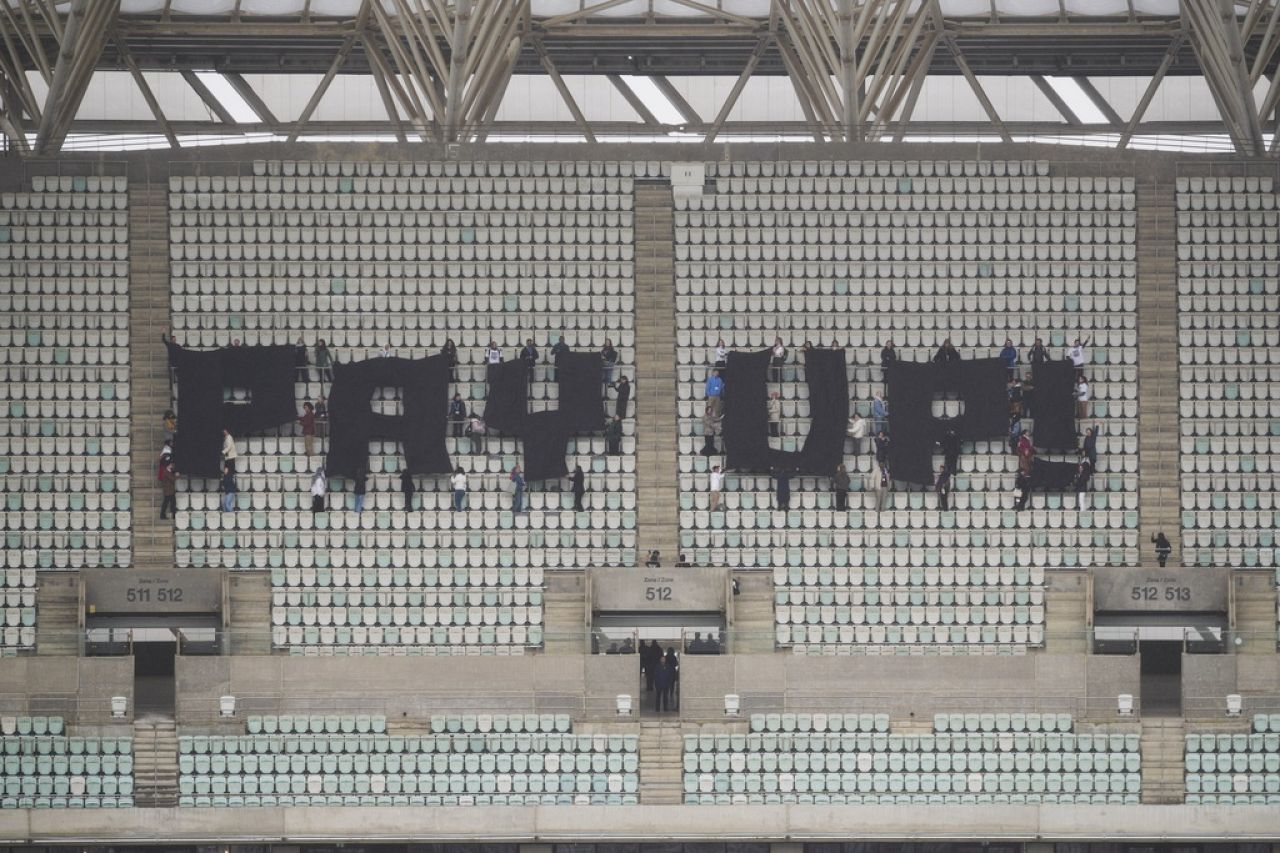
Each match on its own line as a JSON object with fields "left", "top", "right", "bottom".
{"left": 35, "top": 0, "right": 120, "bottom": 154}
{"left": 533, "top": 37, "right": 596, "bottom": 143}
{"left": 1031, "top": 75, "right": 1082, "bottom": 125}
{"left": 651, "top": 75, "right": 701, "bottom": 125}
{"left": 608, "top": 74, "right": 661, "bottom": 126}
{"left": 286, "top": 0, "right": 370, "bottom": 143}
{"left": 1117, "top": 32, "right": 1185, "bottom": 149}
{"left": 943, "top": 34, "right": 1012, "bottom": 143}
{"left": 1183, "top": 0, "right": 1265, "bottom": 155}
{"left": 222, "top": 72, "right": 279, "bottom": 128}
{"left": 114, "top": 29, "right": 179, "bottom": 150}
{"left": 179, "top": 70, "right": 237, "bottom": 125}
{"left": 1071, "top": 75, "right": 1125, "bottom": 126}
{"left": 704, "top": 33, "right": 770, "bottom": 144}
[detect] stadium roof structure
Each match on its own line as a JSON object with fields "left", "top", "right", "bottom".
{"left": 1, "top": 0, "right": 1279, "bottom": 154}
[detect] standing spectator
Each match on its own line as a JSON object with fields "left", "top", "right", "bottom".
{"left": 310, "top": 467, "right": 327, "bottom": 513}
{"left": 934, "top": 464, "right": 952, "bottom": 511}
{"left": 770, "top": 337, "right": 787, "bottom": 380}
{"left": 450, "top": 467, "right": 468, "bottom": 511}
{"left": 940, "top": 425, "right": 961, "bottom": 475}
{"left": 654, "top": 650, "right": 674, "bottom": 712}
{"left": 601, "top": 338, "right": 618, "bottom": 389}
{"left": 1075, "top": 376, "right": 1090, "bottom": 421}
{"left": 159, "top": 462, "right": 178, "bottom": 520}
{"left": 1028, "top": 337, "right": 1049, "bottom": 374}
{"left": 314, "top": 339, "right": 334, "bottom": 383}
{"left": 1067, "top": 336, "right": 1092, "bottom": 380}
{"left": 1152, "top": 532, "right": 1173, "bottom": 567}
{"left": 874, "top": 431, "right": 891, "bottom": 481}
{"left": 221, "top": 429, "right": 237, "bottom": 472}
{"left": 294, "top": 337, "right": 309, "bottom": 378}
{"left": 510, "top": 465, "right": 526, "bottom": 514}
{"left": 219, "top": 466, "right": 237, "bottom": 513}
{"left": 353, "top": 470, "right": 367, "bottom": 514}
{"left": 1017, "top": 431, "right": 1035, "bottom": 476}
{"left": 872, "top": 393, "right": 888, "bottom": 435}
{"left": 162, "top": 409, "right": 178, "bottom": 444}
{"left": 705, "top": 370, "right": 724, "bottom": 417}
{"left": 847, "top": 410, "right": 867, "bottom": 454}
{"left": 605, "top": 415, "right": 622, "bottom": 456}
{"left": 767, "top": 391, "right": 782, "bottom": 438}
{"left": 933, "top": 338, "right": 960, "bottom": 364}
{"left": 467, "top": 415, "right": 489, "bottom": 455}
{"left": 774, "top": 467, "right": 791, "bottom": 510}
{"left": 713, "top": 338, "right": 728, "bottom": 369}
{"left": 520, "top": 338, "right": 539, "bottom": 374}
{"left": 485, "top": 339, "right": 502, "bottom": 366}
{"left": 400, "top": 469, "right": 416, "bottom": 510}
{"left": 880, "top": 339, "right": 897, "bottom": 370}
{"left": 1013, "top": 470, "right": 1031, "bottom": 511}
{"left": 1071, "top": 455, "right": 1093, "bottom": 511}
{"left": 611, "top": 375, "right": 632, "bottom": 419}
{"left": 448, "top": 393, "right": 468, "bottom": 438}
{"left": 377, "top": 343, "right": 393, "bottom": 358}
{"left": 665, "top": 647, "right": 680, "bottom": 710}
{"left": 1008, "top": 377, "right": 1024, "bottom": 418}
{"left": 709, "top": 465, "right": 724, "bottom": 512}
{"left": 999, "top": 338, "right": 1019, "bottom": 379}
{"left": 315, "top": 394, "right": 329, "bottom": 438}
{"left": 645, "top": 550, "right": 662, "bottom": 568}
{"left": 298, "top": 401, "right": 317, "bottom": 457}
{"left": 441, "top": 338, "right": 458, "bottom": 380}
{"left": 571, "top": 464, "right": 585, "bottom": 511}
{"left": 832, "top": 463, "right": 850, "bottom": 511}
{"left": 1009, "top": 415, "right": 1024, "bottom": 454}
{"left": 1021, "top": 374, "right": 1036, "bottom": 419}
{"left": 701, "top": 405, "right": 721, "bottom": 456}
{"left": 1082, "top": 426, "right": 1099, "bottom": 468}
{"left": 550, "top": 335, "right": 570, "bottom": 373}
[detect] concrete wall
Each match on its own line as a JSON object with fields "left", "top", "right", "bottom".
{"left": 0, "top": 657, "right": 132, "bottom": 726}
{"left": 175, "top": 654, "right": 637, "bottom": 725}
{"left": 675, "top": 653, "right": 1140, "bottom": 720}
{"left": 0, "top": 802, "right": 1276, "bottom": 846}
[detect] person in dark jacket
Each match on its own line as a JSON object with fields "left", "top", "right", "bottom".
{"left": 448, "top": 394, "right": 468, "bottom": 438}
{"left": 940, "top": 426, "right": 961, "bottom": 474}
{"left": 933, "top": 338, "right": 960, "bottom": 364}
{"left": 314, "top": 339, "right": 334, "bottom": 383}
{"left": 571, "top": 464, "right": 586, "bottom": 511}
{"left": 880, "top": 339, "right": 897, "bottom": 370}
{"left": 874, "top": 431, "right": 891, "bottom": 481}
{"left": 294, "top": 337, "right": 309, "bottom": 379}
{"left": 934, "top": 464, "right": 952, "bottom": 511}
{"left": 441, "top": 339, "right": 458, "bottom": 380}
{"left": 601, "top": 338, "right": 619, "bottom": 389}
{"left": 400, "top": 469, "right": 416, "bottom": 510}
{"left": 605, "top": 415, "right": 623, "bottom": 455}
{"left": 611, "top": 375, "right": 632, "bottom": 419}
{"left": 219, "top": 466, "right": 237, "bottom": 513}
{"left": 159, "top": 462, "right": 178, "bottom": 520}
{"left": 665, "top": 647, "right": 680, "bottom": 711}
{"left": 1082, "top": 426, "right": 1099, "bottom": 467}
{"left": 832, "top": 463, "right": 851, "bottom": 511}
{"left": 1152, "top": 532, "right": 1173, "bottom": 567}
{"left": 654, "top": 653, "right": 674, "bottom": 712}
{"left": 774, "top": 467, "right": 791, "bottom": 510}
{"left": 1028, "top": 337, "right": 1050, "bottom": 375}
{"left": 999, "top": 338, "right": 1018, "bottom": 379}
{"left": 1013, "top": 470, "right": 1031, "bottom": 511}
{"left": 353, "top": 470, "right": 367, "bottom": 514}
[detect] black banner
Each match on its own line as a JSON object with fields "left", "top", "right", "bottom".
{"left": 1030, "top": 360, "right": 1078, "bottom": 451}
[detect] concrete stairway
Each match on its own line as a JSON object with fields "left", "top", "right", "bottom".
{"left": 542, "top": 569, "right": 587, "bottom": 654}
{"left": 1044, "top": 568, "right": 1089, "bottom": 654}
{"left": 1135, "top": 180, "right": 1181, "bottom": 566}
{"left": 227, "top": 570, "right": 272, "bottom": 655}
{"left": 1139, "top": 716, "right": 1185, "bottom": 804}
{"left": 127, "top": 184, "right": 174, "bottom": 570}
{"left": 1231, "top": 570, "right": 1279, "bottom": 654}
{"left": 132, "top": 718, "right": 179, "bottom": 807}
{"left": 637, "top": 718, "right": 683, "bottom": 804}
{"left": 632, "top": 185, "right": 680, "bottom": 565}
{"left": 34, "top": 571, "right": 80, "bottom": 656}
{"left": 729, "top": 571, "right": 776, "bottom": 654}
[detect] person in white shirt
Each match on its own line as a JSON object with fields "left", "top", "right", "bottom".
{"left": 767, "top": 391, "right": 782, "bottom": 437}
{"left": 1067, "top": 336, "right": 1091, "bottom": 379}
{"left": 485, "top": 340, "right": 502, "bottom": 365}
{"left": 770, "top": 337, "right": 787, "bottom": 379}
{"left": 377, "top": 344, "right": 392, "bottom": 358}
{"left": 450, "top": 467, "right": 468, "bottom": 511}
{"left": 1076, "top": 377, "right": 1090, "bottom": 421}
{"left": 847, "top": 410, "right": 867, "bottom": 453}
{"left": 713, "top": 339, "right": 727, "bottom": 369}
{"left": 709, "top": 465, "right": 724, "bottom": 512}
{"left": 221, "top": 429, "right": 237, "bottom": 472}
